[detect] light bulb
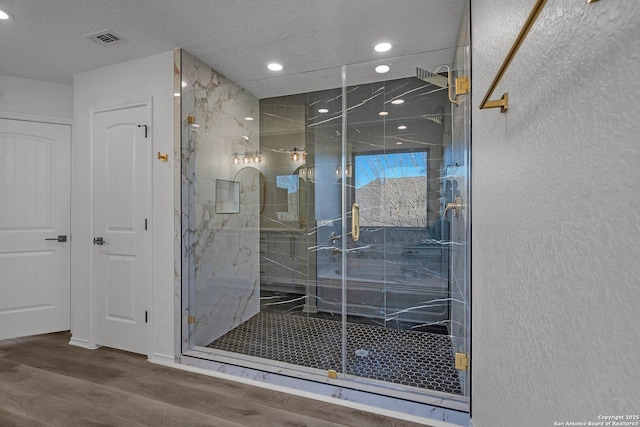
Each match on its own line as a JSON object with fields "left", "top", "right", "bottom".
{"left": 374, "top": 42, "right": 392, "bottom": 52}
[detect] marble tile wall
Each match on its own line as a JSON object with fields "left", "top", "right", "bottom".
{"left": 179, "top": 50, "right": 261, "bottom": 347}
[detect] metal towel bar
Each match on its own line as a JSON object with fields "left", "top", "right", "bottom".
{"left": 480, "top": 0, "right": 599, "bottom": 113}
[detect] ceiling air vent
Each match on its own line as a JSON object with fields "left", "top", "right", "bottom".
{"left": 83, "top": 30, "right": 127, "bottom": 47}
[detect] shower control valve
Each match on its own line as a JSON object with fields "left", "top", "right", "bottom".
{"left": 444, "top": 196, "right": 465, "bottom": 218}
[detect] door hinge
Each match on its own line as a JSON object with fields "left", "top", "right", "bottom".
{"left": 145, "top": 311, "right": 148, "bottom": 323}
{"left": 187, "top": 316, "right": 195, "bottom": 324}
{"left": 455, "top": 352, "right": 469, "bottom": 371}
{"left": 145, "top": 218, "right": 148, "bottom": 230}
{"left": 137, "top": 124, "right": 148, "bottom": 138}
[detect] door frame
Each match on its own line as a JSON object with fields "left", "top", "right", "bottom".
{"left": 0, "top": 115, "right": 72, "bottom": 340}
{"left": 88, "top": 99, "right": 153, "bottom": 356}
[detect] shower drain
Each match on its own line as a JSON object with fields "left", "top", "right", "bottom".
{"left": 355, "top": 349, "right": 369, "bottom": 357}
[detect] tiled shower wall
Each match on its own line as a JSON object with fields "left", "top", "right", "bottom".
{"left": 180, "top": 50, "right": 261, "bottom": 347}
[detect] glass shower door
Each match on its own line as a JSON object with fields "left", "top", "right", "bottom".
{"left": 180, "top": 46, "right": 471, "bottom": 406}
{"left": 341, "top": 50, "right": 471, "bottom": 400}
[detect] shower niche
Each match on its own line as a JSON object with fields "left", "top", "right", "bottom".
{"left": 180, "top": 46, "right": 471, "bottom": 410}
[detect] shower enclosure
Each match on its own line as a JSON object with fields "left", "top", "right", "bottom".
{"left": 179, "top": 46, "right": 470, "bottom": 409}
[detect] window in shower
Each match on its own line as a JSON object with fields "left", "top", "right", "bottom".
{"left": 354, "top": 151, "right": 427, "bottom": 227}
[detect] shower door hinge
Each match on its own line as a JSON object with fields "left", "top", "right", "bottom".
{"left": 188, "top": 316, "right": 195, "bottom": 324}
{"left": 455, "top": 77, "right": 470, "bottom": 96}
{"left": 145, "top": 311, "right": 148, "bottom": 323}
{"left": 455, "top": 352, "right": 469, "bottom": 371}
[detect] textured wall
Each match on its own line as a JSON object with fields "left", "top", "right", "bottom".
{"left": 0, "top": 74, "right": 73, "bottom": 122}
{"left": 471, "top": 1, "right": 640, "bottom": 425}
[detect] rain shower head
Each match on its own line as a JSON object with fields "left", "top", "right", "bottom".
{"left": 416, "top": 67, "right": 448, "bottom": 89}
{"left": 417, "top": 65, "right": 468, "bottom": 106}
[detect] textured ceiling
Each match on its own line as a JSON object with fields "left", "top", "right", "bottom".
{"left": 0, "top": 0, "right": 466, "bottom": 90}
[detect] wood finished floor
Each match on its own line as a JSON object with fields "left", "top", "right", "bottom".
{"left": 0, "top": 332, "right": 428, "bottom": 427}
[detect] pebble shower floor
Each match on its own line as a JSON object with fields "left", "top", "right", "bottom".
{"left": 208, "top": 311, "right": 462, "bottom": 394}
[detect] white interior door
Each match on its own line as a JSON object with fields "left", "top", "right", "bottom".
{"left": 93, "top": 104, "right": 150, "bottom": 355}
{"left": 0, "top": 119, "right": 71, "bottom": 340}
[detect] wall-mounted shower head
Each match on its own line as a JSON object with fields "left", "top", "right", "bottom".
{"left": 416, "top": 67, "right": 448, "bottom": 89}
{"left": 417, "top": 65, "right": 465, "bottom": 106}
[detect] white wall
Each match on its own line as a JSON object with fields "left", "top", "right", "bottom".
{"left": 0, "top": 74, "right": 73, "bottom": 122}
{"left": 72, "top": 51, "right": 175, "bottom": 361}
{"left": 471, "top": 1, "right": 640, "bottom": 426}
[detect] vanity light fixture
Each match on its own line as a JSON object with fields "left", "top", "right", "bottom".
{"left": 375, "top": 65, "right": 390, "bottom": 74}
{"left": 374, "top": 42, "right": 392, "bottom": 52}
{"left": 253, "top": 150, "right": 262, "bottom": 163}
{"left": 267, "top": 62, "right": 283, "bottom": 71}
{"left": 335, "top": 164, "right": 353, "bottom": 178}
{"left": 290, "top": 147, "right": 306, "bottom": 162}
{"left": 232, "top": 153, "right": 240, "bottom": 165}
{"left": 242, "top": 151, "right": 251, "bottom": 164}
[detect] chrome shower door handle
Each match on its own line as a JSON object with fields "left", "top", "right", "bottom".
{"left": 351, "top": 203, "right": 360, "bottom": 241}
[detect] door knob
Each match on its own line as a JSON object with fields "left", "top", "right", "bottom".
{"left": 45, "top": 235, "right": 67, "bottom": 242}
{"left": 93, "top": 237, "right": 106, "bottom": 245}
{"left": 444, "top": 196, "right": 466, "bottom": 218}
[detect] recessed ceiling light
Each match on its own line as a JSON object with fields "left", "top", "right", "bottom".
{"left": 397, "top": 125, "right": 407, "bottom": 130}
{"left": 379, "top": 111, "right": 389, "bottom": 116}
{"left": 318, "top": 108, "right": 329, "bottom": 113}
{"left": 0, "top": 9, "right": 11, "bottom": 20}
{"left": 374, "top": 42, "right": 392, "bottom": 52}
{"left": 391, "top": 99, "right": 404, "bottom": 105}
{"left": 267, "top": 63, "right": 283, "bottom": 71}
{"left": 375, "top": 65, "right": 390, "bottom": 74}
{"left": 244, "top": 116, "right": 254, "bottom": 121}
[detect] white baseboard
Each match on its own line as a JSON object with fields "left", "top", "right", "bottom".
{"left": 148, "top": 353, "right": 176, "bottom": 366}
{"left": 68, "top": 337, "right": 100, "bottom": 350}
